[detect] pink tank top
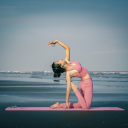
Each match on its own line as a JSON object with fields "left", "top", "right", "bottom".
{"left": 66, "top": 62, "right": 88, "bottom": 79}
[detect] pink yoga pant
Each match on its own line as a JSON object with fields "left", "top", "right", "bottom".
{"left": 60, "top": 78, "right": 93, "bottom": 109}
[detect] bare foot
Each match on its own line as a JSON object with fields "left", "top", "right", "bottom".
{"left": 50, "top": 102, "right": 60, "bottom": 109}
{"left": 71, "top": 82, "right": 78, "bottom": 91}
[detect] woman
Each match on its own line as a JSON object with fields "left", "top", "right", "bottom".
{"left": 48, "top": 40, "right": 93, "bottom": 109}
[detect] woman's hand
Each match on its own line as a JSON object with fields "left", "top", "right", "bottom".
{"left": 63, "top": 102, "right": 69, "bottom": 109}
{"left": 48, "top": 40, "right": 58, "bottom": 47}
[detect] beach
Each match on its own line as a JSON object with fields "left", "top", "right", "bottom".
{"left": 0, "top": 71, "right": 128, "bottom": 128}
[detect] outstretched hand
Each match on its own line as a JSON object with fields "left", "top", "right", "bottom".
{"left": 48, "top": 40, "right": 58, "bottom": 47}
{"left": 63, "top": 102, "right": 69, "bottom": 109}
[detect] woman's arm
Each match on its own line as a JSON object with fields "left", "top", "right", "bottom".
{"left": 57, "top": 40, "right": 70, "bottom": 62}
{"left": 48, "top": 40, "right": 70, "bottom": 61}
{"left": 63, "top": 72, "right": 71, "bottom": 109}
{"left": 66, "top": 72, "right": 71, "bottom": 102}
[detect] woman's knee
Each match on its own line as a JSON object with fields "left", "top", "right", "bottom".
{"left": 82, "top": 106, "right": 90, "bottom": 109}
{"left": 82, "top": 103, "right": 91, "bottom": 109}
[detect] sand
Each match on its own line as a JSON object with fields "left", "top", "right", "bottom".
{"left": 0, "top": 80, "right": 128, "bottom": 128}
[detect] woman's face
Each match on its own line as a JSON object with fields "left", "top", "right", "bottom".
{"left": 55, "top": 59, "right": 65, "bottom": 67}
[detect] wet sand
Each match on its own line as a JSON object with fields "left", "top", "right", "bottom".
{"left": 0, "top": 80, "right": 128, "bottom": 128}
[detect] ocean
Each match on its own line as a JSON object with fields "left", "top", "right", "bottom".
{"left": 0, "top": 71, "right": 128, "bottom": 104}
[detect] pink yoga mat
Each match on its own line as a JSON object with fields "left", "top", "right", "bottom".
{"left": 5, "top": 107, "right": 124, "bottom": 111}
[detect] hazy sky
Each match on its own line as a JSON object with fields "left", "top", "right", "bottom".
{"left": 0, "top": 0, "right": 128, "bottom": 71}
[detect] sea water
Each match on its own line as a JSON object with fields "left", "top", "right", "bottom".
{"left": 0, "top": 71, "right": 128, "bottom": 87}
{"left": 0, "top": 71, "right": 128, "bottom": 107}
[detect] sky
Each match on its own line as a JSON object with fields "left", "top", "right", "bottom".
{"left": 0, "top": 0, "right": 128, "bottom": 71}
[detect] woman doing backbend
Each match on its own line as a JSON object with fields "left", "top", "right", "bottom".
{"left": 48, "top": 40, "right": 93, "bottom": 109}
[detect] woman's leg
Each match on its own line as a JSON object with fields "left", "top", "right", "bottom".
{"left": 82, "top": 84, "right": 93, "bottom": 109}
{"left": 61, "top": 78, "right": 93, "bottom": 109}
{"left": 51, "top": 83, "right": 82, "bottom": 109}
{"left": 59, "top": 102, "right": 81, "bottom": 108}
{"left": 55, "top": 79, "right": 93, "bottom": 109}
{"left": 79, "top": 78, "right": 93, "bottom": 109}
{"left": 59, "top": 82, "right": 83, "bottom": 108}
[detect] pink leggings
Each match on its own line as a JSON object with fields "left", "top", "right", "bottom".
{"left": 60, "top": 78, "right": 93, "bottom": 109}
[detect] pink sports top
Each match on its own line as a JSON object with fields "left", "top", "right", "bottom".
{"left": 66, "top": 62, "right": 88, "bottom": 79}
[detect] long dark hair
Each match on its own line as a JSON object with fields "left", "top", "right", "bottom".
{"left": 52, "top": 62, "right": 66, "bottom": 77}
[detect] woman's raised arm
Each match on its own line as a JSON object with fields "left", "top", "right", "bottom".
{"left": 48, "top": 40, "right": 70, "bottom": 61}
